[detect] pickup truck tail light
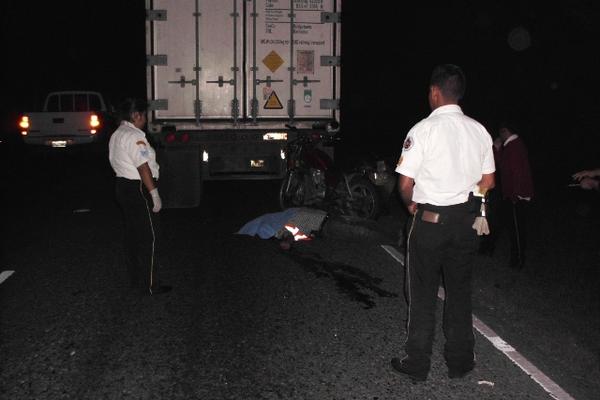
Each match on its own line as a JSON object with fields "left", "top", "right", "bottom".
{"left": 89, "top": 114, "right": 100, "bottom": 134}
{"left": 19, "top": 116, "right": 29, "bottom": 135}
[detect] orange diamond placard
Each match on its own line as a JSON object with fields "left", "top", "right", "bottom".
{"left": 262, "top": 50, "right": 284, "bottom": 73}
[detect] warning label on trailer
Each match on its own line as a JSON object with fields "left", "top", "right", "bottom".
{"left": 264, "top": 91, "right": 284, "bottom": 109}
{"left": 263, "top": 50, "right": 285, "bottom": 73}
{"left": 297, "top": 50, "right": 315, "bottom": 74}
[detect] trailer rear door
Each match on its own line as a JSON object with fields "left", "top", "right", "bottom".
{"left": 147, "top": 0, "right": 340, "bottom": 123}
{"left": 246, "top": 0, "right": 340, "bottom": 121}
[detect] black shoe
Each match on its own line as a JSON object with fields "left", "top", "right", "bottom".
{"left": 448, "top": 364, "right": 474, "bottom": 379}
{"left": 390, "top": 357, "right": 428, "bottom": 382}
{"left": 149, "top": 285, "right": 172, "bottom": 295}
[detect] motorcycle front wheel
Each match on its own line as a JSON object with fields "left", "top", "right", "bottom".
{"left": 345, "top": 176, "right": 382, "bottom": 219}
{"left": 279, "top": 170, "right": 306, "bottom": 210}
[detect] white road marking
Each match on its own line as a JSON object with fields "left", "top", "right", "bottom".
{"left": 382, "top": 246, "right": 576, "bottom": 400}
{"left": 0, "top": 270, "right": 15, "bottom": 285}
{"left": 470, "top": 316, "right": 575, "bottom": 400}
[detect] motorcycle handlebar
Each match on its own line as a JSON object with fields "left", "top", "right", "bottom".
{"left": 287, "top": 131, "right": 339, "bottom": 146}
{"left": 285, "top": 123, "right": 340, "bottom": 142}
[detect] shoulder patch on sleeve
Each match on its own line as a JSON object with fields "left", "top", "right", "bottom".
{"left": 403, "top": 136, "right": 413, "bottom": 151}
{"left": 136, "top": 139, "right": 149, "bottom": 158}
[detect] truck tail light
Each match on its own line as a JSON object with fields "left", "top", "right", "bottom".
{"left": 19, "top": 116, "right": 29, "bottom": 135}
{"left": 89, "top": 114, "right": 100, "bottom": 130}
{"left": 165, "top": 132, "right": 176, "bottom": 143}
{"left": 89, "top": 115, "right": 100, "bottom": 127}
{"left": 88, "top": 114, "right": 100, "bottom": 134}
{"left": 164, "top": 132, "right": 191, "bottom": 143}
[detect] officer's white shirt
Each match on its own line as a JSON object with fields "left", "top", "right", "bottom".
{"left": 395, "top": 104, "right": 495, "bottom": 206}
{"left": 109, "top": 121, "right": 160, "bottom": 180}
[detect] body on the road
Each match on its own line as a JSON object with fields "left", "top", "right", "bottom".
{"left": 108, "top": 98, "right": 170, "bottom": 295}
{"left": 393, "top": 64, "right": 496, "bottom": 382}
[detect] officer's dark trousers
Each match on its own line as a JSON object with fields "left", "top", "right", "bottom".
{"left": 115, "top": 177, "right": 161, "bottom": 292}
{"left": 405, "top": 201, "right": 478, "bottom": 372}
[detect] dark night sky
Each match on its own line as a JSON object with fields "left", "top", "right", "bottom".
{"left": 2, "top": 1, "right": 600, "bottom": 172}
{"left": 341, "top": 1, "right": 600, "bottom": 169}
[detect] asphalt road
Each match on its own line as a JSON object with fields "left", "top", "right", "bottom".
{"left": 1, "top": 141, "right": 597, "bottom": 399}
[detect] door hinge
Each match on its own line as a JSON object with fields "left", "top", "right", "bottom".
{"left": 320, "top": 99, "right": 340, "bottom": 110}
{"left": 320, "top": 56, "right": 341, "bottom": 67}
{"left": 321, "top": 12, "right": 341, "bottom": 23}
{"left": 147, "top": 9, "right": 167, "bottom": 21}
{"left": 147, "top": 55, "right": 168, "bottom": 66}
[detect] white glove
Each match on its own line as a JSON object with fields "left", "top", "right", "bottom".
{"left": 472, "top": 216, "right": 490, "bottom": 236}
{"left": 471, "top": 196, "right": 489, "bottom": 235}
{"left": 150, "top": 188, "right": 162, "bottom": 213}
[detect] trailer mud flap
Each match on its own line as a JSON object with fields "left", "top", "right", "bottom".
{"left": 157, "top": 146, "right": 203, "bottom": 208}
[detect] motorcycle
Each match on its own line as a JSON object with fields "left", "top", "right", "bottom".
{"left": 279, "top": 127, "right": 383, "bottom": 219}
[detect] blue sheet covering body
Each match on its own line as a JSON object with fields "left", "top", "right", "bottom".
{"left": 236, "top": 208, "right": 300, "bottom": 239}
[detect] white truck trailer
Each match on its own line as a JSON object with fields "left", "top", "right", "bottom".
{"left": 145, "top": 0, "right": 341, "bottom": 207}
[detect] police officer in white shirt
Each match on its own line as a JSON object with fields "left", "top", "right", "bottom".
{"left": 109, "top": 98, "right": 171, "bottom": 295}
{"left": 391, "top": 65, "right": 495, "bottom": 381}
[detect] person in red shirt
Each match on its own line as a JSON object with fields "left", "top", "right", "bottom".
{"left": 493, "top": 122, "right": 534, "bottom": 269}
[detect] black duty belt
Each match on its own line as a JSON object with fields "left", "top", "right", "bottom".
{"left": 417, "top": 197, "right": 477, "bottom": 224}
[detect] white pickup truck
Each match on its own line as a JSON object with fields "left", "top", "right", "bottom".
{"left": 19, "top": 91, "right": 110, "bottom": 147}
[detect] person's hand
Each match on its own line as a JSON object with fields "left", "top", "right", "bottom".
{"left": 407, "top": 202, "right": 418, "bottom": 215}
{"left": 580, "top": 177, "right": 599, "bottom": 191}
{"left": 572, "top": 170, "right": 592, "bottom": 180}
{"left": 150, "top": 188, "right": 162, "bottom": 212}
{"left": 573, "top": 168, "right": 600, "bottom": 180}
